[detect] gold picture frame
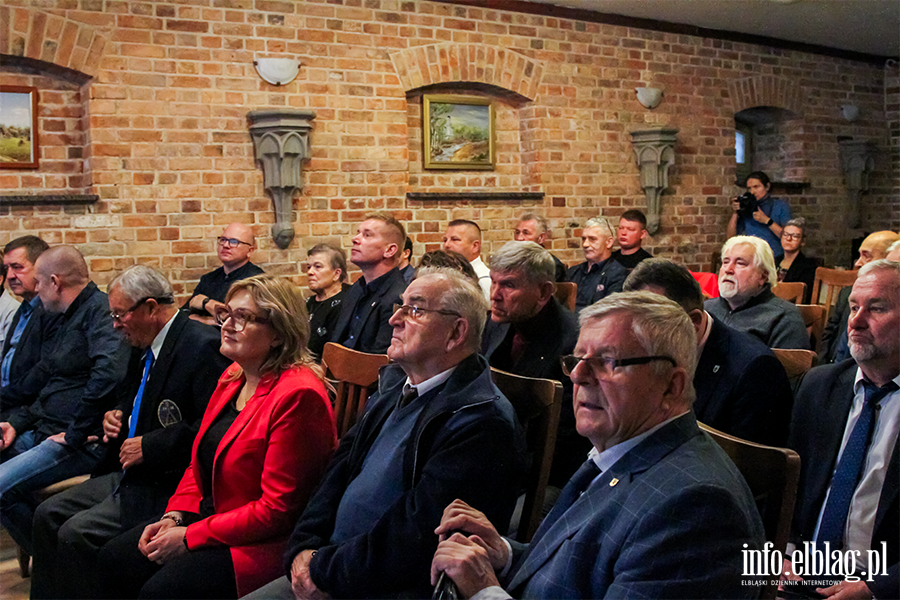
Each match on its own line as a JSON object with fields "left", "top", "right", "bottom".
{"left": 423, "top": 95, "right": 495, "bottom": 170}
{"left": 0, "top": 86, "right": 39, "bottom": 169}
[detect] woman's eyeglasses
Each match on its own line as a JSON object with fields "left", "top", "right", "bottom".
{"left": 214, "top": 306, "right": 270, "bottom": 331}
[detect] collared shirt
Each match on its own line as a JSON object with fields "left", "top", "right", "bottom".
{"left": 470, "top": 257, "right": 491, "bottom": 300}
{"left": 184, "top": 261, "right": 264, "bottom": 309}
{"left": 127, "top": 311, "right": 178, "bottom": 432}
{"left": 343, "top": 269, "right": 396, "bottom": 347}
{"left": 0, "top": 295, "right": 41, "bottom": 388}
{"left": 566, "top": 256, "right": 628, "bottom": 311}
{"left": 813, "top": 369, "right": 900, "bottom": 568}
{"left": 401, "top": 365, "right": 457, "bottom": 400}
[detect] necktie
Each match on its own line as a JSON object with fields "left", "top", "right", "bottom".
{"left": 816, "top": 380, "right": 898, "bottom": 547}
{"left": 552, "top": 459, "right": 601, "bottom": 515}
{"left": 127, "top": 349, "right": 155, "bottom": 438}
{"left": 399, "top": 384, "right": 418, "bottom": 408}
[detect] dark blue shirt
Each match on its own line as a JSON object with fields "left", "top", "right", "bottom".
{"left": 566, "top": 257, "right": 628, "bottom": 311}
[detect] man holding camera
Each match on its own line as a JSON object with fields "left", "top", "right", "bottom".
{"left": 727, "top": 171, "right": 792, "bottom": 256}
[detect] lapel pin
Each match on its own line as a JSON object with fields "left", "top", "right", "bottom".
{"left": 609, "top": 478, "right": 619, "bottom": 487}
{"left": 713, "top": 365, "right": 720, "bottom": 373}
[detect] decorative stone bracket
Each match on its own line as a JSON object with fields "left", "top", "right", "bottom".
{"left": 838, "top": 139, "right": 875, "bottom": 228}
{"left": 248, "top": 109, "right": 316, "bottom": 249}
{"left": 630, "top": 128, "right": 678, "bottom": 234}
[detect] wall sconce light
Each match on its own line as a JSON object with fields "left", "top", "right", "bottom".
{"left": 841, "top": 104, "right": 860, "bottom": 122}
{"left": 254, "top": 57, "right": 301, "bottom": 86}
{"left": 635, "top": 87, "right": 663, "bottom": 109}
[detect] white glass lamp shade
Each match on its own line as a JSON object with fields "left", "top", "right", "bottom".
{"left": 254, "top": 58, "right": 300, "bottom": 86}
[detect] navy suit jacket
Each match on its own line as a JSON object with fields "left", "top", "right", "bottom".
{"left": 694, "top": 317, "right": 793, "bottom": 446}
{"left": 0, "top": 299, "right": 63, "bottom": 415}
{"left": 503, "top": 413, "right": 764, "bottom": 599}
{"left": 789, "top": 360, "right": 898, "bottom": 598}
{"left": 330, "top": 267, "right": 407, "bottom": 354}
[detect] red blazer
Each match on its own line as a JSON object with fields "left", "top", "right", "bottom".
{"left": 166, "top": 364, "right": 336, "bottom": 596}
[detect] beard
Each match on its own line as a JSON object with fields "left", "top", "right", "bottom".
{"left": 849, "top": 338, "right": 879, "bottom": 363}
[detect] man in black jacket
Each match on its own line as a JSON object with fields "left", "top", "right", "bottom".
{"left": 0, "top": 235, "right": 62, "bottom": 419}
{"left": 249, "top": 268, "right": 525, "bottom": 599}
{"left": 482, "top": 241, "right": 582, "bottom": 486}
{"left": 0, "top": 246, "right": 130, "bottom": 555}
{"left": 29, "top": 265, "right": 230, "bottom": 599}
{"left": 566, "top": 217, "right": 628, "bottom": 311}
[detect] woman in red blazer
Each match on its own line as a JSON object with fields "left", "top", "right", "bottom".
{"left": 99, "top": 275, "right": 337, "bottom": 598}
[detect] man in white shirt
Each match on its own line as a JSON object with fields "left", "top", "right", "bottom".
{"left": 442, "top": 219, "right": 491, "bottom": 299}
{"left": 786, "top": 259, "right": 900, "bottom": 599}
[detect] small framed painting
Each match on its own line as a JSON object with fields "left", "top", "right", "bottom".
{"left": 423, "top": 95, "right": 495, "bottom": 170}
{"left": 0, "top": 86, "right": 39, "bottom": 169}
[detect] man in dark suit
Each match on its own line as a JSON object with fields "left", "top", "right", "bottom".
{"left": 330, "top": 213, "right": 408, "bottom": 354}
{"left": 0, "top": 235, "right": 62, "bottom": 419}
{"left": 625, "top": 258, "right": 793, "bottom": 446}
{"left": 28, "top": 265, "right": 230, "bottom": 599}
{"left": 565, "top": 217, "right": 628, "bottom": 311}
{"left": 431, "top": 291, "right": 764, "bottom": 599}
{"left": 481, "top": 241, "right": 582, "bottom": 485}
{"left": 248, "top": 268, "right": 525, "bottom": 599}
{"left": 786, "top": 259, "right": 899, "bottom": 599}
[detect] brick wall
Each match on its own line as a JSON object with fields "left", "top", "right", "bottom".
{"left": 1, "top": 0, "right": 896, "bottom": 297}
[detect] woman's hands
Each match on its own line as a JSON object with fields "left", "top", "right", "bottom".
{"left": 138, "top": 518, "right": 189, "bottom": 565}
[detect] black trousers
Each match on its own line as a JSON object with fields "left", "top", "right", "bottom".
{"left": 97, "top": 520, "right": 237, "bottom": 599}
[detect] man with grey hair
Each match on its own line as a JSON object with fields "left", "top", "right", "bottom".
{"left": 706, "top": 235, "right": 809, "bottom": 349}
{"left": 29, "top": 265, "right": 230, "bottom": 599}
{"left": 0, "top": 246, "right": 130, "bottom": 557}
{"left": 252, "top": 268, "right": 526, "bottom": 599}
{"left": 483, "top": 241, "right": 582, "bottom": 485}
{"left": 514, "top": 213, "right": 566, "bottom": 282}
{"left": 432, "top": 291, "right": 764, "bottom": 599}
{"left": 786, "top": 259, "right": 900, "bottom": 598}
{"left": 565, "top": 217, "right": 628, "bottom": 311}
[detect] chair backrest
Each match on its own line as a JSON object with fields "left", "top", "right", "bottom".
{"left": 699, "top": 423, "right": 801, "bottom": 600}
{"left": 772, "top": 281, "right": 806, "bottom": 304}
{"left": 811, "top": 267, "right": 858, "bottom": 320}
{"left": 490, "top": 367, "right": 562, "bottom": 543}
{"left": 554, "top": 282, "right": 577, "bottom": 312}
{"left": 321, "top": 342, "right": 390, "bottom": 438}
{"left": 796, "top": 304, "right": 826, "bottom": 354}
{"left": 772, "top": 349, "right": 818, "bottom": 396}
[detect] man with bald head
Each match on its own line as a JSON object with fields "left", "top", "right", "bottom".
{"left": 184, "top": 222, "right": 264, "bottom": 323}
{"left": 0, "top": 246, "right": 129, "bottom": 556}
{"left": 821, "top": 230, "right": 900, "bottom": 363}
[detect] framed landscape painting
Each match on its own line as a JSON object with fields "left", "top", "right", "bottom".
{"left": 0, "top": 86, "right": 39, "bottom": 169}
{"left": 423, "top": 95, "right": 495, "bottom": 170}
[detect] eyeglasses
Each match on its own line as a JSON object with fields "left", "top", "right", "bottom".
{"left": 216, "top": 237, "right": 252, "bottom": 248}
{"left": 560, "top": 355, "right": 677, "bottom": 378}
{"left": 109, "top": 296, "right": 173, "bottom": 322}
{"left": 392, "top": 303, "right": 462, "bottom": 321}
{"left": 781, "top": 233, "right": 802, "bottom": 241}
{"left": 214, "top": 306, "right": 270, "bottom": 331}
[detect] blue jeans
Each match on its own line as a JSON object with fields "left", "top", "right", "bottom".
{"left": 0, "top": 430, "right": 104, "bottom": 555}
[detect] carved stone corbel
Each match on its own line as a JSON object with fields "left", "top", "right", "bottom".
{"left": 838, "top": 139, "right": 875, "bottom": 228}
{"left": 630, "top": 128, "right": 678, "bottom": 234}
{"left": 248, "top": 109, "right": 316, "bottom": 249}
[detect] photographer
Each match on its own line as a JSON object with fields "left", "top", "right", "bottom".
{"left": 726, "top": 171, "right": 792, "bottom": 256}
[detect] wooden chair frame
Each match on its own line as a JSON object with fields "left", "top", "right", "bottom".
{"left": 490, "top": 367, "right": 562, "bottom": 543}
{"left": 810, "top": 267, "right": 857, "bottom": 321}
{"left": 772, "top": 281, "right": 806, "bottom": 304}
{"left": 321, "top": 342, "right": 390, "bottom": 438}
{"left": 796, "top": 304, "right": 826, "bottom": 355}
{"left": 553, "top": 282, "right": 577, "bottom": 312}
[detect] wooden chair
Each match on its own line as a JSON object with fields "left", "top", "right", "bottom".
{"left": 16, "top": 475, "right": 91, "bottom": 577}
{"left": 772, "top": 281, "right": 806, "bottom": 304}
{"left": 490, "top": 367, "right": 562, "bottom": 543}
{"left": 699, "top": 423, "right": 801, "bottom": 600}
{"left": 810, "top": 267, "right": 857, "bottom": 320}
{"left": 796, "top": 304, "right": 826, "bottom": 354}
{"left": 321, "top": 342, "right": 390, "bottom": 438}
{"left": 553, "top": 282, "right": 577, "bottom": 312}
{"left": 772, "top": 348, "right": 818, "bottom": 380}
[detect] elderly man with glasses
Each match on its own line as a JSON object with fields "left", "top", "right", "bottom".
{"left": 566, "top": 217, "right": 629, "bottom": 311}
{"left": 248, "top": 268, "right": 526, "bottom": 600}
{"left": 430, "top": 291, "right": 765, "bottom": 599}
{"left": 29, "top": 265, "right": 230, "bottom": 599}
{"left": 184, "top": 223, "right": 264, "bottom": 324}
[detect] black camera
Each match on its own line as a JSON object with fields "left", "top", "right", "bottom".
{"left": 736, "top": 192, "right": 757, "bottom": 219}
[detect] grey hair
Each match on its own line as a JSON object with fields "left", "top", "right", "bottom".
{"left": 584, "top": 217, "right": 614, "bottom": 237}
{"left": 721, "top": 235, "right": 777, "bottom": 288}
{"left": 488, "top": 241, "right": 555, "bottom": 285}
{"left": 108, "top": 265, "right": 175, "bottom": 304}
{"left": 785, "top": 217, "right": 806, "bottom": 230}
{"left": 887, "top": 240, "right": 900, "bottom": 254}
{"left": 518, "top": 213, "right": 550, "bottom": 236}
{"left": 416, "top": 267, "right": 489, "bottom": 352}
{"left": 858, "top": 258, "right": 900, "bottom": 279}
{"left": 579, "top": 291, "right": 697, "bottom": 404}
